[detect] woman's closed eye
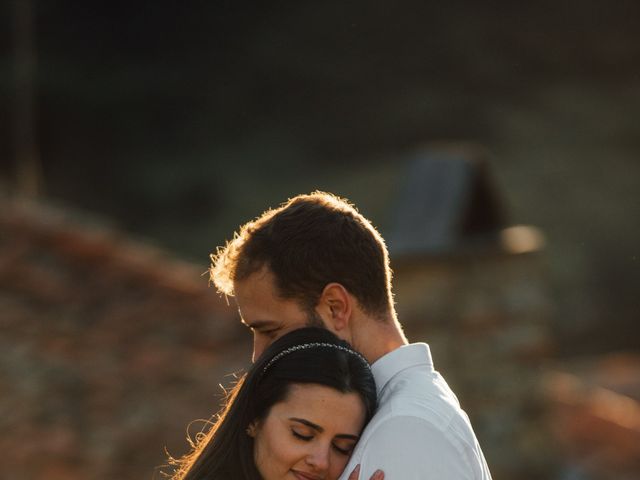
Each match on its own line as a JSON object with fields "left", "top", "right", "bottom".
{"left": 332, "top": 441, "right": 356, "bottom": 456}
{"left": 291, "top": 428, "right": 313, "bottom": 441}
{"left": 292, "top": 429, "right": 355, "bottom": 456}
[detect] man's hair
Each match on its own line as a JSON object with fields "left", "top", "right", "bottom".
{"left": 210, "top": 191, "right": 394, "bottom": 319}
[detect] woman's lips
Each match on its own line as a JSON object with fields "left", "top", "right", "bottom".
{"left": 291, "top": 469, "right": 323, "bottom": 480}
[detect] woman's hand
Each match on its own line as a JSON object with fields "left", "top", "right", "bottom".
{"left": 348, "top": 464, "right": 384, "bottom": 480}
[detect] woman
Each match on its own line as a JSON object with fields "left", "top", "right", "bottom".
{"left": 168, "top": 327, "right": 379, "bottom": 480}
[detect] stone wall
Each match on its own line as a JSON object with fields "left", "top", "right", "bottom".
{"left": 0, "top": 200, "right": 249, "bottom": 480}
{"left": 393, "top": 251, "right": 556, "bottom": 479}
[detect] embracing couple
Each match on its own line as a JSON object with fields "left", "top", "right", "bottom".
{"left": 169, "top": 192, "right": 492, "bottom": 480}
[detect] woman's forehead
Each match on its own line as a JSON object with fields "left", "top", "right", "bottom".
{"left": 270, "top": 383, "right": 365, "bottom": 432}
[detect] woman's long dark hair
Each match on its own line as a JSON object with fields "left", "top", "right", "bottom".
{"left": 168, "top": 327, "right": 377, "bottom": 480}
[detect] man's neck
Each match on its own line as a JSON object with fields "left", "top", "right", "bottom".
{"left": 352, "top": 315, "right": 408, "bottom": 365}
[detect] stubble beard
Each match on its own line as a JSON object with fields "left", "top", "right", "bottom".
{"left": 305, "top": 308, "right": 326, "bottom": 329}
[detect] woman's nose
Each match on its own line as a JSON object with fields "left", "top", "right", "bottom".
{"left": 305, "top": 444, "right": 330, "bottom": 473}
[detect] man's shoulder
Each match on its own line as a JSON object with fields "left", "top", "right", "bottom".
{"left": 377, "top": 364, "right": 463, "bottom": 428}
{"left": 361, "top": 414, "right": 470, "bottom": 453}
{"left": 367, "top": 364, "right": 484, "bottom": 452}
{"left": 341, "top": 360, "right": 492, "bottom": 480}
{"left": 364, "top": 401, "right": 475, "bottom": 449}
{"left": 353, "top": 415, "right": 490, "bottom": 480}
{"left": 343, "top": 346, "right": 492, "bottom": 479}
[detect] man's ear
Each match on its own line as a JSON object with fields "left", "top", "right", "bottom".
{"left": 317, "top": 282, "right": 352, "bottom": 333}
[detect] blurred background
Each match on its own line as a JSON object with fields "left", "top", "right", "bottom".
{"left": 1, "top": 1, "right": 639, "bottom": 479}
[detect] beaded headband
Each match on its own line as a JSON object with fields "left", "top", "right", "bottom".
{"left": 262, "top": 342, "right": 370, "bottom": 374}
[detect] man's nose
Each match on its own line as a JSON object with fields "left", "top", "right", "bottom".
{"left": 252, "top": 337, "right": 266, "bottom": 362}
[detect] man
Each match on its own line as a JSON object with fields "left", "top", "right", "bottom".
{"left": 210, "top": 191, "right": 492, "bottom": 480}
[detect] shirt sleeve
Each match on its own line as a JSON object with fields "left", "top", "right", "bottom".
{"left": 356, "top": 416, "right": 476, "bottom": 480}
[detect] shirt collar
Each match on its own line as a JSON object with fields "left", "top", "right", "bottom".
{"left": 371, "top": 343, "right": 434, "bottom": 397}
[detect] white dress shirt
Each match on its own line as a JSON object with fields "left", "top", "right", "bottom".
{"left": 339, "top": 343, "right": 492, "bottom": 480}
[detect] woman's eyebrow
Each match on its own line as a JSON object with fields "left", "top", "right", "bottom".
{"left": 290, "top": 418, "right": 323, "bottom": 432}
{"left": 334, "top": 433, "right": 359, "bottom": 440}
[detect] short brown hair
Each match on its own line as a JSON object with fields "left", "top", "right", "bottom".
{"left": 210, "top": 191, "right": 394, "bottom": 319}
